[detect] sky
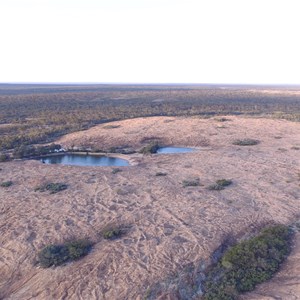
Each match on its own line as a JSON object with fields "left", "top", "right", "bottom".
{"left": 0, "top": 0, "right": 300, "bottom": 84}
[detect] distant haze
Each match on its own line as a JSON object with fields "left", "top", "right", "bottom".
{"left": 1, "top": 0, "right": 299, "bottom": 84}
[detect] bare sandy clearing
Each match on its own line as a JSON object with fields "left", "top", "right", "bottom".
{"left": 58, "top": 116, "right": 300, "bottom": 152}
{"left": 0, "top": 116, "right": 299, "bottom": 299}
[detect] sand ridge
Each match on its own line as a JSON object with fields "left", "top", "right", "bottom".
{"left": 0, "top": 116, "right": 299, "bottom": 299}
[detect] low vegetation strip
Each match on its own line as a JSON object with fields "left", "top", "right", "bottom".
{"left": 208, "top": 179, "right": 232, "bottom": 190}
{"left": 232, "top": 139, "right": 260, "bottom": 146}
{"left": 34, "top": 182, "right": 68, "bottom": 194}
{"left": 203, "top": 224, "right": 293, "bottom": 300}
{"left": 182, "top": 178, "right": 200, "bottom": 187}
{"left": 1, "top": 84, "right": 299, "bottom": 151}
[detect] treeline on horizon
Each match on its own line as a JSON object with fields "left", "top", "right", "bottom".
{"left": 0, "top": 84, "right": 299, "bottom": 151}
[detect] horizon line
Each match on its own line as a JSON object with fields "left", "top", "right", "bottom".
{"left": 1, "top": 82, "right": 300, "bottom": 86}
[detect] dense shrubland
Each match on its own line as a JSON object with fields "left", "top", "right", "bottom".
{"left": 0, "top": 84, "right": 299, "bottom": 151}
{"left": 203, "top": 224, "right": 293, "bottom": 300}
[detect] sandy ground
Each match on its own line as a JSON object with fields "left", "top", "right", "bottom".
{"left": 0, "top": 116, "right": 299, "bottom": 300}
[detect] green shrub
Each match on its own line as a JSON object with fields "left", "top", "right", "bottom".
{"left": 66, "top": 239, "right": 92, "bottom": 260}
{"left": 38, "top": 244, "right": 69, "bottom": 268}
{"left": 38, "top": 239, "right": 92, "bottom": 268}
{"left": 216, "top": 179, "right": 232, "bottom": 187}
{"left": 35, "top": 182, "right": 68, "bottom": 194}
{"left": 0, "top": 153, "right": 10, "bottom": 162}
{"left": 139, "top": 142, "right": 159, "bottom": 154}
{"left": 182, "top": 178, "right": 200, "bottom": 187}
{"left": 102, "top": 227, "right": 123, "bottom": 240}
{"left": 232, "top": 139, "right": 260, "bottom": 146}
{"left": 204, "top": 224, "right": 292, "bottom": 300}
{"left": 112, "top": 168, "right": 122, "bottom": 174}
{"left": 0, "top": 181, "right": 13, "bottom": 187}
{"left": 208, "top": 179, "right": 232, "bottom": 190}
{"left": 208, "top": 183, "right": 224, "bottom": 191}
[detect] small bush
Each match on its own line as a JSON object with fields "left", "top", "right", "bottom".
{"left": 38, "top": 239, "right": 92, "bottom": 268}
{"left": 112, "top": 168, "right": 122, "bottom": 174}
{"left": 35, "top": 182, "right": 68, "bottom": 194}
{"left": 102, "top": 227, "right": 123, "bottom": 240}
{"left": 204, "top": 224, "right": 293, "bottom": 300}
{"left": 208, "top": 179, "right": 232, "bottom": 190}
{"left": 182, "top": 178, "right": 200, "bottom": 187}
{"left": 0, "top": 153, "right": 10, "bottom": 162}
{"left": 216, "top": 179, "right": 232, "bottom": 187}
{"left": 38, "top": 244, "right": 69, "bottom": 268}
{"left": 232, "top": 139, "right": 260, "bottom": 146}
{"left": 208, "top": 183, "right": 224, "bottom": 191}
{"left": 0, "top": 181, "right": 13, "bottom": 187}
{"left": 155, "top": 172, "right": 167, "bottom": 176}
{"left": 139, "top": 142, "right": 159, "bottom": 154}
{"left": 67, "top": 239, "right": 92, "bottom": 260}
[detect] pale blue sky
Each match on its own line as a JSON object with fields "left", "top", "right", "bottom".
{"left": 0, "top": 0, "right": 299, "bottom": 84}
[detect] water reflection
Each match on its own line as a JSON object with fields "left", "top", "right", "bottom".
{"left": 156, "top": 147, "right": 195, "bottom": 154}
{"left": 40, "top": 154, "right": 129, "bottom": 167}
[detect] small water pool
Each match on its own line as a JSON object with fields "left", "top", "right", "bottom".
{"left": 156, "top": 147, "right": 195, "bottom": 154}
{"left": 39, "top": 154, "right": 129, "bottom": 167}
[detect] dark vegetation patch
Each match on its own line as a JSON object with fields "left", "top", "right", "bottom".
{"left": 38, "top": 239, "right": 92, "bottom": 268}
{"left": 35, "top": 182, "right": 68, "bottom": 194}
{"left": 103, "top": 124, "right": 121, "bottom": 129}
{"left": 0, "top": 153, "right": 10, "bottom": 162}
{"left": 138, "top": 225, "right": 294, "bottom": 300}
{"left": 155, "top": 172, "right": 168, "bottom": 176}
{"left": 102, "top": 225, "right": 125, "bottom": 240}
{"left": 232, "top": 139, "right": 260, "bottom": 146}
{"left": 87, "top": 148, "right": 106, "bottom": 153}
{"left": 111, "top": 168, "right": 122, "bottom": 174}
{"left": 208, "top": 179, "right": 233, "bottom": 191}
{"left": 182, "top": 178, "right": 200, "bottom": 187}
{"left": 109, "top": 146, "right": 136, "bottom": 154}
{"left": 215, "top": 117, "right": 231, "bottom": 122}
{"left": 203, "top": 224, "right": 293, "bottom": 300}
{"left": 1, "top": 84, "right": 298, "bottom": 152}
{"left": 0, "top": 181, "right": 13, "bottom": 187}
{"left": 139, "top": 142, "right": 160, "bottom": 154}
{"left": 13, "top": 144, "right": 62, "bottom": 159}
